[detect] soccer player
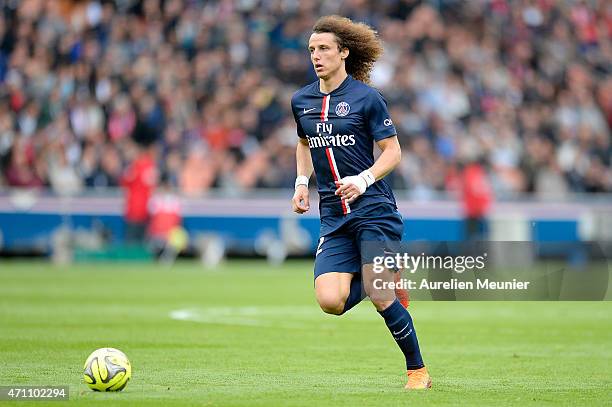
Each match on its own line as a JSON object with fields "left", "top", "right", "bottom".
{"left": 290, "top": 16, "right": 431, "bottom": 389}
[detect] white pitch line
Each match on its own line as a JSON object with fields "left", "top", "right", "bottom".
{"left": 169, "top": 306, "right": 377, "bottom": 328}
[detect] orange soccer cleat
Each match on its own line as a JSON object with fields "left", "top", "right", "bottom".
{"left": 405, "top": 367, "right": 432, "bottom": 389}
{"left": 394, "top": 271, "right": 410, "bottom": 308}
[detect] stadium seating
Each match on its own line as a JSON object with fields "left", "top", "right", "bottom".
{"left": 0, "top": 0, "right": 609, "bottom": 196}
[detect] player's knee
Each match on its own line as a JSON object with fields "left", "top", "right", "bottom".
{"left": 371, "top": 298, "right": 394, "bottom": 312}
{"left": 316, "top": 295, "right": 346, "bottom": 315}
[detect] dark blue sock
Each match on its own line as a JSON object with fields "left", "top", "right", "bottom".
{"left": 378, "top": 299, "right": 424, "bottom": 370}
{"left": 341, "top": 274, "right": 366, "bottom": 314}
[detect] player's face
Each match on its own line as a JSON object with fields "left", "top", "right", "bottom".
{"left": 308, "top": 32, "right": 348, "bottom": 80}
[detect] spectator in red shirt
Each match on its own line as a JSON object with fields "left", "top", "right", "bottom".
{"left": 459, "top": 159, "right": 493, "bottom": 240}
{"left": 148, "top": 174, "right": 182, "bottom": 243}
{"left": 120, "top": 125, "right": 158, "bottom": 244}
{"left": 5, "top": 138, "right": 44, "bottom": 188}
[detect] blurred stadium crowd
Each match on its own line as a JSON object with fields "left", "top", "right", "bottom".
{"left": 0, "top": 0, "right": 610, "bottom": 199}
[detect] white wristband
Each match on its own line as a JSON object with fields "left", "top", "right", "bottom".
{"left": 295, "top": 175, "right": 309, "bottom": 190}
{"left": 359, "top": 170, "right": 376, "bottom": 187}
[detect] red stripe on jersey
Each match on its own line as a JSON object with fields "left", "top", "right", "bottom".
{"left": 320, "top": 95, "right": 330, "bottom": 122}
{"left": 325, "top": 147, "right": 348, "bottom": 215}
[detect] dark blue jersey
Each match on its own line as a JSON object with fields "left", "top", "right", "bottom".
{"left": 291, "top": 75, "right": 398, "bottom": 234}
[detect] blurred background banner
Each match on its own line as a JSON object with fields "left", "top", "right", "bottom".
{"left": 0, "top": 0, "right": 610, "bottom": 261}
{"left": 1, "top": 191, "right": 611, "bottom": 262}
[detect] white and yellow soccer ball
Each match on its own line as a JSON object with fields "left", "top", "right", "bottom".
{"left": 83, "top": 348, "right": 132, "bottom": 391}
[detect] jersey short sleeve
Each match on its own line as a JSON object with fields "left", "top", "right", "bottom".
{"left": 291, "top": 95, "right": 306, "bottom": 139}
{"left": 366, "top": 90, "right": 397, "bottom": 141}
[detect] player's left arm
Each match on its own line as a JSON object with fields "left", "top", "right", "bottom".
{"left": 335, "top": 136, "right": 401, "bottom": 204}
{"left": 369, "top": 136, "right": 401, "bottom": 180}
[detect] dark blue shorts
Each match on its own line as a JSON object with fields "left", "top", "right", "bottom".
{"left": 313, "top": 203, "right": 404, "bottom": 279}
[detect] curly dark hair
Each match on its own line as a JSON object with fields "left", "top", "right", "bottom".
{"left": 312, "top": 15, "right": 383, "bottom": 84}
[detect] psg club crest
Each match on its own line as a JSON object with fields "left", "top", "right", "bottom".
{"left": 335, "top": 102, "right": 350, "bottom": 117}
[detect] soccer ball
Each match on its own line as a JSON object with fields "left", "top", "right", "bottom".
{"left": 83, "top": 348, "right": 132, "bottom": 391}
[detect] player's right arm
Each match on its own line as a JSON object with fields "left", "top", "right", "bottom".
{"left": 292, "top": 138, "right": 313, "bottom": 214}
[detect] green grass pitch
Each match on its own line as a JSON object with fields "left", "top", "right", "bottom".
{"left": 0, "top": 260, "right": 610, "bottom": 406}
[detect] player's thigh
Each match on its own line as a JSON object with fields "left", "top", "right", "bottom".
{"left": 314, "top": 272, "right": 354, "bottom": 311}
{"left": 313, "top": 233, "right": 360, "bottom": 308}
{"left": 356, "top": 206, "right": 404, "bottom": 306}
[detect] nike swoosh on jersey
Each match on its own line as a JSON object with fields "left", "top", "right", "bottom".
{"left": 303, "top": 108, "right": 317, "bottom": 114}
